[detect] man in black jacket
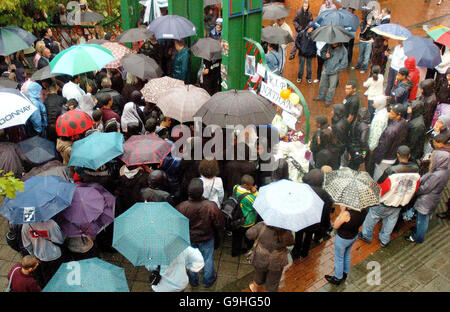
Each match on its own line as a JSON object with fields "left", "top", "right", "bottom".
{"left": 44, "top": 83, "right": 66, "bottom": 142}
{"left": 37, "top": 48, "right": 51, "bottom": 70}
{"left": 140, "top": 170, "right": 175, "bottom": 206}
{"left": 406, "top": 99, "right": 426, "bottom": 162}
{"left": 348, "top": 108, "right": 370, "bottom": 170}
{"left": 343, "top": 80, "right": 361, "bottom": 125}
{"left": 331, "top": 104, "right": 349, "bottom": 166}
{"left": 95, "top": 76, "right": 124, "bottom": 116}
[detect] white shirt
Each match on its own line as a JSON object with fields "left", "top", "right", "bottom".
{"left": 389, "top": 45, "right": 407, "bottom": 71}
{"left": 62, "top": 81, "right": 86, "bottom": 103}
{"left": 363, "top": 74, "right": 384, "bottom": 100}
{"left": 200, "top": 176, "right": 224, "bottom": 208}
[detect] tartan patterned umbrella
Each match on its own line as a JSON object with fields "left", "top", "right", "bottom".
{"left": 119, "top": 134, "right": 172, "bottom": 166}
{"left": 427, "top": 25, "right": 450, "bottom": 47}
{"left": 323, "top": 167, "right": 381, "bottom": 211}
{"left": 101, "top": 42, "right": 133, "bottom": 69}
{"left": 156, "top": 85, "right": 211, "bottom": 123}
{"left": 56, "top": 110, "right": 94, "bottom": 137}
{"left": 141, "top": 76, "right": 185, "bottom": 103}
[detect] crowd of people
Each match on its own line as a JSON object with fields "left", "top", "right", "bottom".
{"left": 1, "top": 0, "right": 449, "bottom": 293}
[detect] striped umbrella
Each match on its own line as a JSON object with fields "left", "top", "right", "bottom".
{"left": 156, "top": 85, "right": 211, "bottom": 123}
{"left": 427, "top": 25, "right": 450, "bottom": 47}
{"left": 371, "top": 23, "right": 412, "bottom": 40}
{"left": 101, "top": 42, "right": 133, "bottom": 69}
{"left": 0, "top": 26, "right": 37, "bottom": 56}
{"left": 141, "top": 76, "right": 184, "bottom": 103}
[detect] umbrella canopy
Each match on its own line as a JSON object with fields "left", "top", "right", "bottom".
{"left": 0, "top": 88, "right": 37, "bottom": 130}
{"left": 313, "top": 8, "right": 360, "bottom": 32}
{"left": 120, "top": 53, "right": 163, "bottom": 80}
{"left": 119, "top": 134, "right": 172, "bottom": 166}
{"left": 262, "top": 26, "right": 294, "bottom": 45}
{"left": 193, "top": 89, "right": 277, "bottom": 127}
{"left": 141, "top": 76, "right": 185, "bottom": 103}
{"left": 68, "top": 132, "right": 124, "bottom": 170}
{"left": 403, "top": 36, "right": 442, "bottom": 68}
{"left": 156, "top": 85, "right": 211, "bottom": 123}
{"left": 323, "top": 167, "right": 381, "bottom": 211}
{"left": 18, "top": 136, "right": 57, "bottom": 166}
{"left": 116, "top": 27, "right": 155, "bottom": 43}
{"left": 56, "top": 110, "right": 94, "bottom": 137}
{"left": 147, "top": 14, "right": 197, "bottom": 40}
{"left": 49, "top": 44, "right": 115, "bottom": 76}
{"left": 43, "top": 258, "right": 129, "bottom": 292}
{"left": 113, "top": 202, "right": 190, "bottom": 266}
{"left": 71, "top": 11, "right": 105, "bottom": 25}
{"left": 55, "top": 183, "right": 115, "bottom": 238}
{"left": 371, "top": 23, "right": 412, "bottom": 40}
{"left": 0, "top": 78, "right": 18, "bottom": 89}
{"left": 253, "top": 179, "right": 324, "bottom": 232}
{"left": 0, "top": 176, "right": 76, "bottom": 224}
{"left": 339, "top": 0, "right": 372, "bottom": 10}
{"left": 262, "top": 3, "right": 290, "bottom": 20}
{"left": 22, "top": 160, "right": 69, "bottom": 182}
{"left": 190, "top": 37, "right": 222, "bottom": 61}
{"left": 0, "top": 26, "right": 37, "bottom": 56}
{"left": 427, "top": 25, "right": 450, "bottom": 47}
{"left": 87, "top": 38, "right": 109, "bottom": 45}
{"left": 310, "top": 25, "right": 355, "bottom": 44}
{"left": 101, "top": 42, "right": 133, "bottom": 69}
{"left": 30, "top": 65, "right": 56, "bottom": 81}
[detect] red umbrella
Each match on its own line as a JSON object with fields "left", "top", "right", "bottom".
{"left": 119, "top": 134, "right": 172, "bottom": 166}
{"left": 56, "top": 110, "right": 94, "bottom": 137}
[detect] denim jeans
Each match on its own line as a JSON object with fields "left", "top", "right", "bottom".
{"left": 334, "top": 234, "right": 357, "bottom": 279}
{"left": 356, "top": 41, "right": 373, "bottom": 71}
{"left": 298, "top": 56, "right": 312, "bottom": 80}
{"left": 188, "top": 238, "right": 215, "bottom": 286}
{"left": 368, "top": 99, "right": 375, "bottom": 122}
{"left": 318, "top": 72, "right": 340, "bottom": 104}
{"left": 412, "top": 210, "right": 430, "bottom": 243}
{"left": 385, "top": 67, "right": 398, "bottom": 96}
{"left": 361, "top": 204, "right": 401, "bottom": 245}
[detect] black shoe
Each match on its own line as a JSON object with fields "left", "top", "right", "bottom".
{"left": 404, "top": 235, "right": 415, "bottom": 243}
{"left": 325, "top": 275, "right": 343, "bottom": 285}
{"left": 357, "top": 232, "right": 371, "bottom": 243}
{"left": 343, "top": 273, "right": 348, "bottom": 280}
{"left": 380, "top": 241, "right": 389, "bottom": 248}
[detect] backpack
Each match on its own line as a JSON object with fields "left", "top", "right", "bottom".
{"left": 221, "top": 189, "right": 249, "bottom": 231}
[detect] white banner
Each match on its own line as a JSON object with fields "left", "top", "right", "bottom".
{"left": 260, "top": 82, "right": 301, "bottom": 117}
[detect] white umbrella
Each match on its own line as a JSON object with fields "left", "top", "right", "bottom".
{"left": 0, "top": 88, "right": 37, "bottom": 130}
{"left": 253, "top": 179, "right": 324, "bottom": 232}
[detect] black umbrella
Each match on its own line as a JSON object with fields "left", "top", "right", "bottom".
{"left": 31, "top": 66, "right": 56, "bottom": 81}
{"left": 0, "top": 78, "right": 18, "bottom": 89}
{"left": 310, "top": 25, "right": 355, "bottom": 44}
{"left": 18, "top": 136, "right": 57, "bottom": 166}
{"left": 193, "top": 89, "right": 277, "bottom": 127}
{"left": 262, "top": 26, "right": 294, "bottom": 45}
{"left": 116, "top": 28, "right": 154, "bottom": 43}
{"left": 339, "top": 0, "right": 372, "bottom": 10}
{"left": 147, "top": 15, "right": 197, "bottom": 40}
{"left": 262, "top": 3, "right": 291, "bottom": 20}
{"left": 190, "top": 37, "right": 222, "bottom": 61}
{"left": 120, "top": 54, "right": 163, "bottom": 80}
{"left": 22, "top": 160, "right": 70, "bottom": 182}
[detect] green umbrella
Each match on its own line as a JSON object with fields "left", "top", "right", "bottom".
{"left": 49, "top": 44, "right": 115, "bottom": 76}
{"left": 0, "top": 26, "right": 37, "bottom": 56}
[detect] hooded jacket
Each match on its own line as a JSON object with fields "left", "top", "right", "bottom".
{"left": 293, "top": 7, "right": 313, "bottom": 32}
{"left": 27, "top": 82, "right": 47, "bottom": 134}
{"left": 405, "top": 57, "right": 420, "bottom": 101}
{"left": 368, "top": 95, "right": 389, "bottom": 151}
{"left": 373, "top": 117, "right": 408, "bottom": 164}
{"left": 349, "top": 108, "right": 370, "bottom": 154}
{"left": 406, "top": 100, "right": 426, "bottom": 161}
{"left": 419, "top": 79, "right": 438, "bottom": 129}
{"left": 331, "top": 104, "right": 349, "bottom": 152}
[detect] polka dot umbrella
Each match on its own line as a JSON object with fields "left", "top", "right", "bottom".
{"left": 56, "top": 110, "right": 94, "bottom": 137}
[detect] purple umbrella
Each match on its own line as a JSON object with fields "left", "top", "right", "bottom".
{"left": 55, "top": 183, "right": 115, "bottom": 238}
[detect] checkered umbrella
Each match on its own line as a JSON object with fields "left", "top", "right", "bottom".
{"left": 323, "top": 167, "right": 381, "bottom": 211}
{"left": 101, "top": 42, "right": 133, "bottom": 69}
{"left": 156, "top": 85, "right": 211, "bottom": 123}
{"left": 119, "top": 134, "right": 172, "bottom": 166}
{"left": 141, "top": 76, "right": 185, "bottom": 103}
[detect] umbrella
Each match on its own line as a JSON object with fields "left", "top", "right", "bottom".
{"left": 310, "top": 25, "right": 355, "bottom": 44}
{"left": 100, "top": 42, "right": 133, "bottom": 69}
{"left": 0, "top": 78, "right": 18, "bottom": 89}
{"left": 403, "top": 36, "right": 442, "bottom": 68}
{"left": 371, "top": 23, "right": 412, "bottom": 40}
{"left": 113, "top": 202, "right": 190, "bottom": 266}
{"left": 0, "top": 88, "right": 37, "bottom": 130}
{"left": 141, "top": 76, "right": 184, "bottom": 103}
{"left": 30, "top": 65, "right": 56, "bottom": 81}
{"left": 43, "top": 258, "right": 129, "bottom": 292}
{"left": 262, "top": 3, "right": 290, "bottom": 20}
{"left": 313, "top": 8, "right": 360, "bottom": 32}
{"left": 120, "top": 53, "right": 163, "bottom": 80}
{"left": 427, "top": 25, "right": 450, "bottom": 47}
{"left": 147, "top": 14, "right": 197, "bottom": 40}
{"left": 68, "top": 131, "right": 124, "bottom": 170}
{"left": 18, "top": 136, "right": 57, "bottom": 166}
{"left": 56, "top": 110, "right": 94, "bottom": 137}
{"left": 323, "top": 167, "right": 381, "bottom": 211}
{"left": 49, "top": 44, "right": 115, "bottom": 76}
{"left": 190, "top": 37, "right": 222, "bottom": 61}
{"left": 262, "top": 26, "right": 294, "bottom": 45}
{"left": 87, "top": 38, "right": 109, "bottom": 45}
{"left": 156, "top": 85, "right": 211, "bottom": 123}
{"left": 0, "top": 176, "right": 76, "bottom": 224}
{"left": 119, "top": 134, "right": 172, "bottom": 166}
{"left": 22, "top": 160, "right": 69, "bottom": 182}
{"left": 0, "top": 26, "right": 37, "bottom": 56}
{"left": 253, "top": 179, "right": 324, "bottom": 232}
{"left": 193, "top": 89, "right": 277, "bottom": 127}
{"left": 338, "top": 0, "right": 371, "bottom": 10}
{"left": 55, "top": 183, "right": 115, "bottom": 238}
{"left": 69, "top": 11, "right": 105, "bottom": 25}
{"left": 116, "top": 27, "right": 155, "bottom": 43}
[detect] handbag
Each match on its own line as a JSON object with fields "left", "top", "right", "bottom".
{"left": 149, "top": 265, "right": 161, "bottom": 286}
{"left": 247, "top": 223, "right": 267, "bottom": 263}
{"left": 5, "top": 267, "right": 20, "bottom": 292}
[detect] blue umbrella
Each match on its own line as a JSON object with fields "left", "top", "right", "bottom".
{"left": 43, "top": 258, "right": 129, "bottom": 292}
{"left": 18, "top": 135, "right": 57, "bottom": 165}
{"left": 371, "top": 23, "right": 412, "bottom": 40}
{"left": 0, "top": 176, "right": 76, "bottom": 224}
{"left": 68, "top": 132, "right": 124, "bottom": 170}
{"left": 312, "top": 8, "right": 360, "bottom": 32}
{"left": 404, "top": 35, "right": 442, "bottom": 68}
{"left": 113, "top": 202, "right": 190, "bottom": 266}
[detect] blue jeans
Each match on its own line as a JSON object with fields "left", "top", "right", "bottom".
{"left": 361, "top": 204, "right": 401, "bottom": 245}
{"left": 334, "top": 234, "right": 357, "bottom": 279}
{"left": 356, "top": 41, "right": 372, "bottom": 71}
{"left": 318, "top": 72, "right": 340, "bottom": 104}
{"left": 298, "top": 56, "right": 312, "bottom": 80}
{"left": 368, "top": 99, "right": 375, "bottom": 122}
{"left": 188, "top": 238, "right": 215, "bottom": 286}
{"left": 385, "top": 67, "right": 398, "bottom": 96}
{"left": 412, "top": 210, "right": 430, "bottom": 243}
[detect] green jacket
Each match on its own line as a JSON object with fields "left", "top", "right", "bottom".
{"left": 172, "top": 47, "right": 190, "bottom": 83}
{"left": 233, "top": 185, "right": 258, "bottom": 228}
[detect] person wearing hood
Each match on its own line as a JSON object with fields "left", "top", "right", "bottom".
{"left": 120, "top": 91, "right": 146, "bottom": 134}
{"left": 293, "top": 0, "right": 313, "bottom": 33}
{"left": 418, "top": 79, "right": 439, "bottom": 130}
{"left": 367, "top": 95, "right": 389, "bottom": 175}
{"left": 26, "top": 81, "right": 48, "bottom": 138}
{"left": 404, "top": 57, "right": 420, "bottom": 101}
{"left": 310, "top": 115, "right": 329, "bottom": 168}
{"left": 406, "top": 143, "right": 449, "bottom": 243}
{"left": 406, "top": 99, "right": 426, "bottom": 162}
{"left": 331, "top": 104, "right": 349, "bottom": 164}
{"left": 140, "top": 169, "right": 175, "bottom": 206}
{"left": 348, "top": 108, "right": 371, "bottom": 170}
{"left": 290, "top": 25, "right": 316, "bottom": 84}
